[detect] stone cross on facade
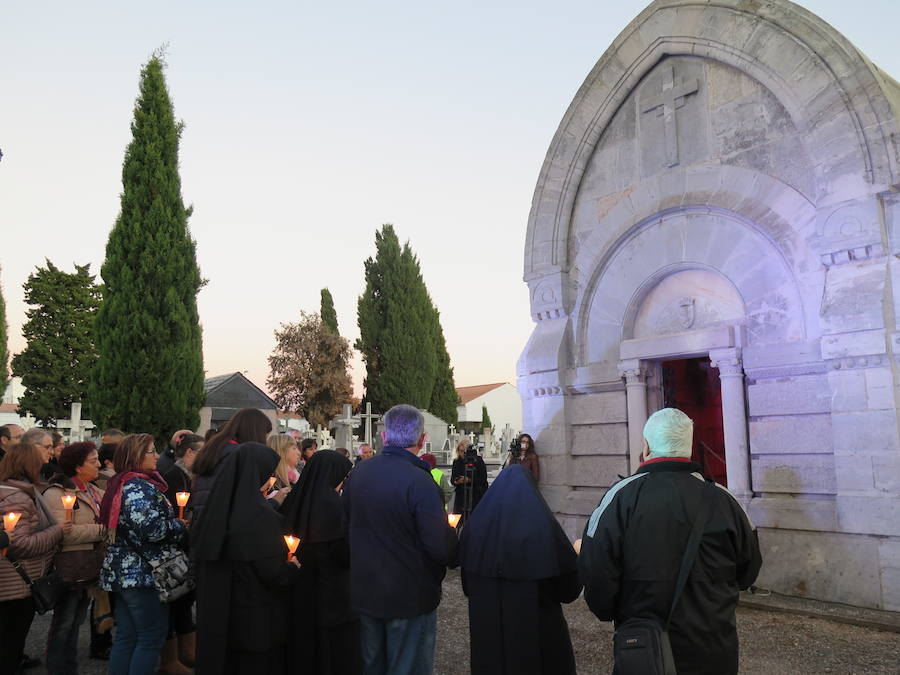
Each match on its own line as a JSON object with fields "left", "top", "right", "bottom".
{"left": 359, "top": 402, "right": 380, "bottom": 446}
{"left": 56, "top": 402, "right": 94, "bottom": 442}
{"left": 640, "top": 65, "right": 699, "bottom": 167}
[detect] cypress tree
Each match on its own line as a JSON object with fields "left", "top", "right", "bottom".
{"left": 0, "top": 266, "right": 7, "bottom": 394}
{"left": 11, "top": 261, "right": 100, "bottom": 425}
{"left": 320, "top": 288, "right": 339, "bottom": 334}
{"left": 481, "top": 404, "right": 492, "bottom": 430}
{"left": 90, "top": 51, "right": 205, "bottom": 439}
{"left": 428, "top": 311, "right": 459, "bottom": 424}
{"left": 356, "top": 224, "right": 457, "bottom": 418}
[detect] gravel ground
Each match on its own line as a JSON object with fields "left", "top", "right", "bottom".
{"left": 26, "top": 570, "right": 900, "bottom": 674}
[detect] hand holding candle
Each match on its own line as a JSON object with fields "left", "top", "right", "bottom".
{"left": 448, "top": 513, "right": 461, "bottom": 529}
{"left": 284, "top": 534, "right": 300, "bottom": 562}
{"left": 61, "top": 494, "right": 76, "bottom": 522}
{"left": 2, "top": 512, "right": 21, "bottom": 556}
{"left": 175, "top": 492, "right": 190, "bottom": 520}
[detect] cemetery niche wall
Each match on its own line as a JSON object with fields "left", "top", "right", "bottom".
{"left": 519, "top": 0, "right": 900, "bottom": 610}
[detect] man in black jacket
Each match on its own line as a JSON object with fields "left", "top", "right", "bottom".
{"left": 342, "top": 404, "right": 458, "bottom": 674}
{"left": 579, "top": 408, "right": 761, "bottom": 675}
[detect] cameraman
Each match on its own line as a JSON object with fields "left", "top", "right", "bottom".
{"left": 510, "top": 433, "right": 540, "bottom": 483}
{"left": 451, "top": 440, "right": 488, "bottom": 523}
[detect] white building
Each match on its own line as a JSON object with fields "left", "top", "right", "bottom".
{"left": 456, "top": 383, "right": 522, "bottom": 435}
{"left": 1, "top": 377, "right": 36, "bottom": 428}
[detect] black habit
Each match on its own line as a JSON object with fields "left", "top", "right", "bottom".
{"left": 280, "top": 450, "right": 360, "bottom": 675}
{"left": 450, "top": 453, "right": 488, "bottom": 523}
{"left": 459, "top": 464, "right": 582, "bottom": 675}
{"left": 190, "top": 442, "right": 299, "bottom": 675}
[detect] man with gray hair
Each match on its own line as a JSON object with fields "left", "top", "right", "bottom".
{"left": 342, "top": 404, "right": 458, "bottom": 674}
{"left": 578, "top": 407, "right": 761, "bottom": 675}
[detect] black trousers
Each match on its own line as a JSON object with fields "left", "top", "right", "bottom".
{"left": 0, "top": 596, "right": 35, "bottom": 675}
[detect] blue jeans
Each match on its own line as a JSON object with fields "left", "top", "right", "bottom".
{"left": 109, "top": 588, "right": 167, "bottom": 675}
{"left": 46, "top": 588, "right": 90, "bottom": 674}
{"left": 360, "top": 611, "right": 437, "bottom": 675}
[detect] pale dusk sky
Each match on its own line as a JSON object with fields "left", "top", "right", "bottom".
{"left": 2, "top": 1, "right": 898, "bottom": 397}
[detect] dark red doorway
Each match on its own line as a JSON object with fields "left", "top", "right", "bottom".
{"left": 661, "top": 357, "right": 727, "bottom": 485}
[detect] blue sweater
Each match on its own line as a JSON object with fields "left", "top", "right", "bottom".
{"left": 342, "top": 446, "right": 458, "bottom": 618}
{"left": 100, "top": 478, "right": 186, "bottom": 591}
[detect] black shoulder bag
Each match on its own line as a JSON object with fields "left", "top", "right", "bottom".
{"left": 8, "top": 554, "right": 65, "bottom": 614}
{"left": 613, "top": 479, "right": 716, "bottom": 675}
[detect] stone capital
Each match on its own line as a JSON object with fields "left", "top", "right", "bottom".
{"left": 709, "top": 347, "right": 744, "bottom": 377}
{"left": 618, "top": 359, "right": 649, "bottom": 384}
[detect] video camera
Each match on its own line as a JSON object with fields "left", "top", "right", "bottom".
{"left": 464, "top": 444, "right": 479, "bottom": 467}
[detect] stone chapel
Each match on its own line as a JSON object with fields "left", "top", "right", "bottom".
{"left": 518, "top": 0, "right": 900, "bottom": 610}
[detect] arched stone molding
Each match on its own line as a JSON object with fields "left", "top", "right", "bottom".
{"left": 524, "top": 0, "right": 900, "bottom": 278}
{"left": 574, "top": 208, "right": 808, "bottom": 368}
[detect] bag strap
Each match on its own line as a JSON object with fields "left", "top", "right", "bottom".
{"left": 665, "top": 479, "right": 716, "bottom": 629}
{"left": 6, "top": 553, "right": 36, "bottom": 588}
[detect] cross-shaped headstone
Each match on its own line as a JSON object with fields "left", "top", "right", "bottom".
{"left": 332, "top": 404, "right": 359, "bottom": 450}
{"left": 56, "top": 402, "right": 94, "bottom": 442}
{"left": 359, "top": 402, "right": 381, "bottom": 447}
{"left": 467, "top": 431, "right": 476, "bottom": 446}
{"left": 640, "top": 65, "right": 699, "bottom": 168}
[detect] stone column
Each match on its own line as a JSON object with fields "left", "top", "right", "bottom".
{"left": 709, "top": 348, "right": 752, "bottom": 503}
{"left": 619, "top": 359, "right": 649, "bottom": 472}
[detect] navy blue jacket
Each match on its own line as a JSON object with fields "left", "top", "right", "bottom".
{"left": 342, "top": 446, "right": 458, "bottom": 619}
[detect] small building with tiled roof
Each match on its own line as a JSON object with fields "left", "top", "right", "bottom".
{"left": 455, "top": 382, "right": 521, "bottom": 436}
{"left": 199, "top": 372, "right": 278, "bottom": 435}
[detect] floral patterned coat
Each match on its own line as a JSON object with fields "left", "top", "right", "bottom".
{"left": 99, "top": 477, "right": 186, "bottom": 592}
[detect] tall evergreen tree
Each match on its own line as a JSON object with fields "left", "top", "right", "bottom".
{"left": 11, "top": 261, "right": 101, "bottom": 425}
{"left": 267, "top": 311, "right": 353, "bottom": 428}
{"left": 320, "top": 288, "right": 339, "bottom": 334}
{"left": 90, "top": 52, "right": 205, "bottom": 439}
{"left": 356, "top": 224, "right": 457, "bottom": 420}
{"left": 0, "top": 266, "right": 8, "bottom": 394}
{"left": 428, "top": 311, "right": 459, "bottom": 424}
{"left": 481, "top": 404, "right": 492, "bottom": 430}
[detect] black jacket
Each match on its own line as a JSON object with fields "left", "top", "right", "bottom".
{"left": 579, "top": 459, "right": 762, "bottom": 675}
{"left": 342, "top": 446, "right": 458, "bottom": 619}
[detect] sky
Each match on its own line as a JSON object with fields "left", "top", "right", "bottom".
{"left": 2, "top": 0, "right": 899, "bottom": 398}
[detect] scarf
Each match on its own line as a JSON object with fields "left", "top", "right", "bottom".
{"left": 99, "top": 470, "right": 168, "bottom": 533}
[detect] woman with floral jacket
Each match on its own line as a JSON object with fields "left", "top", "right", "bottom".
{"left": 0, "top": 442, "right": 70, "bottom": 675}
{"left": 99, "top": 434, "right": 187, "bottom": 675}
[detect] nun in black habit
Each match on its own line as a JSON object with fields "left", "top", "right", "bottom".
{"left": 190, "top": 442, "right": 300, "bottom": 675}
{"left": 279, "top": 450, "right": 361, "bottom": 675}
{"left": 459, "top": 464, "right": 582, "bottom": 675}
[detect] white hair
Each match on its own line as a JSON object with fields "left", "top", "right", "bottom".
{"left": 643, "top": 408, "right": 693, "bottom": 459}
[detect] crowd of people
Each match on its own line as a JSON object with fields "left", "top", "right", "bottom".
{"left": 0, "top": 402, "right": 760, "bottom": 675}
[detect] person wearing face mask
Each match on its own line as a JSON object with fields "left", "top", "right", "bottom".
{"left": 510, "top": 434, "right": 540, "bottom": 483}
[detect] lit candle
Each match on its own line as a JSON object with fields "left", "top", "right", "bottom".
{"left": 61, "top": 494, "right": 76, "bottom": 522}
{"left": 2, "top": 512, "right": 21, "bottom": 556}
{"left": 3, "top": 512, "right": 21, "bottom": 532}
{"left": 284, "top": 534, "right": 300, "bottom": 562}
{"left": 175, "top": 492, "right": 190, "bottom": 520}
{"left": 448, "top": 513, "right": 462, "bottom": 528}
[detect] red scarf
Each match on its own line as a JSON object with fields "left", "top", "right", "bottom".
{"left": 98, "top": 470, "right": 169, "bottom": 533}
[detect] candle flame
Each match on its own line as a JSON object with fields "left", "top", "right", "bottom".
{"left": 176, "top": 492, "right": 190, "bottom": 507}
{"left": 448, "top": 514, "right": 461, "bottom": 528}
{"left": 3, "top": 512, "right": 21, "bottom": 531}
{"left": 284, "top": 534, "right": 300, "bottom": 554}
{"left": 61, "top": 494, "right": 76, "bottom": 508}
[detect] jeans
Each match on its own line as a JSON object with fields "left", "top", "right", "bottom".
{"left": 109, "top": 587, "right": 167, "bottom": 675}
{"left": 46, "top": 588, "right": 90, "bottom": 674}
{"left": 360, "top": 611, "right": 437, "bottom": 675}
{"left": 0, "top": 596, "right": 35, "bottom": 675}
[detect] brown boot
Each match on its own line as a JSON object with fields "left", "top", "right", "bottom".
{"left": 177, "top": 631, "right": 196, "bottom": 667}
{"left": 158, "top": 638, "right": 192, "bottom": 675}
